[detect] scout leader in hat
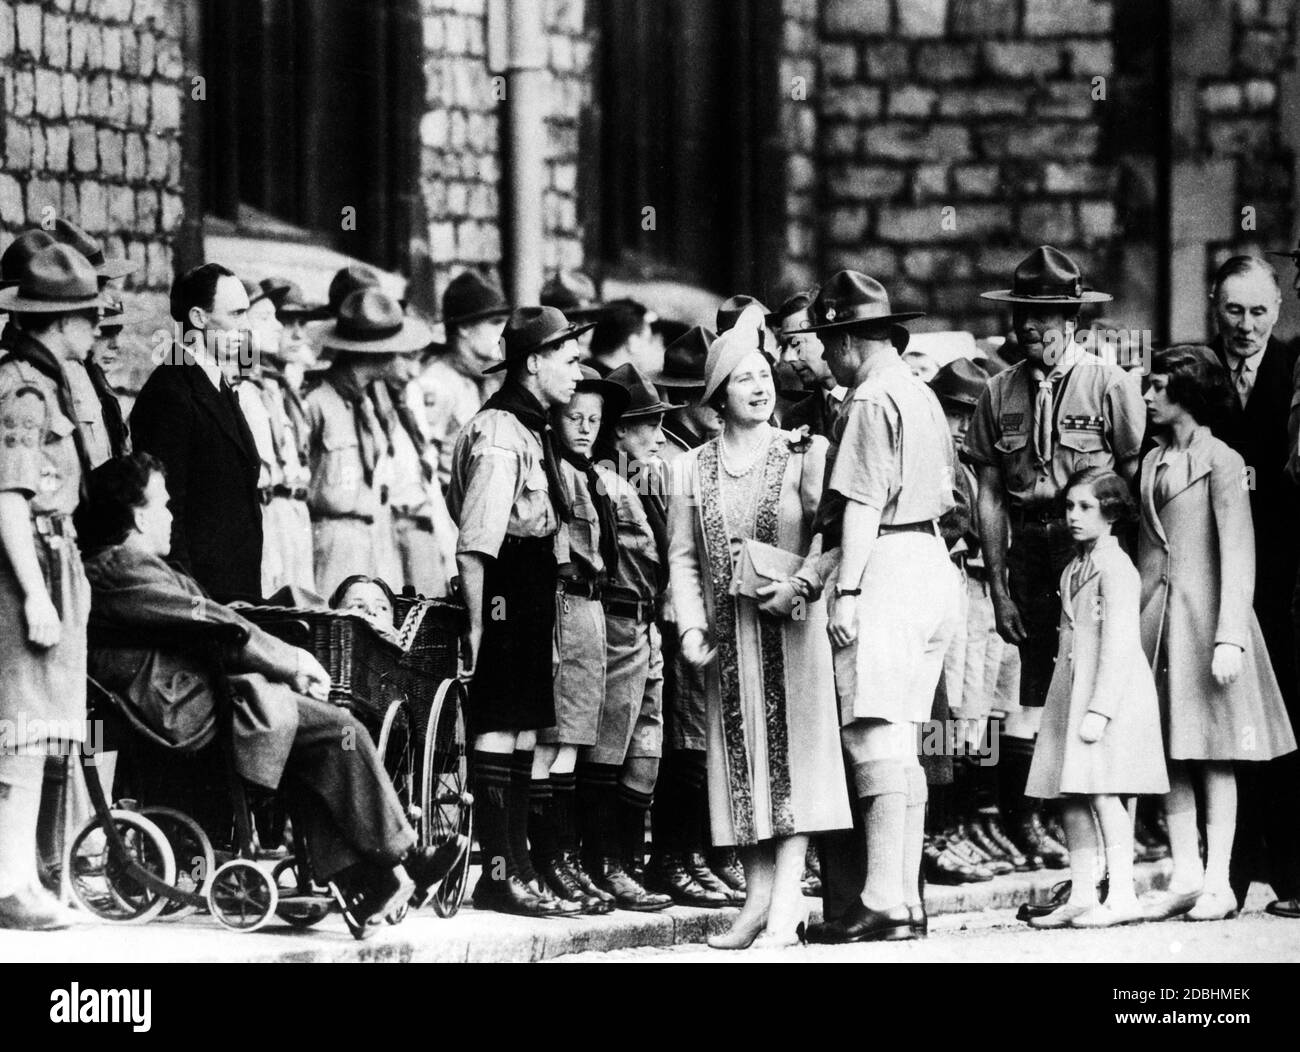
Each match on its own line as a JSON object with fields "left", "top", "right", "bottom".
{"left": 0, "top": 242, "right": 108, "bottom": 933}
{"left": 304, "top": 289, "right": 435, "bottom": 596}
{"left": 50, "top": 218, "right": 139, "bottom": 283}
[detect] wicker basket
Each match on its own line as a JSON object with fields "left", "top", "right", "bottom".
{"left": 393, "top": 597, "right": 467, "bottom": 683}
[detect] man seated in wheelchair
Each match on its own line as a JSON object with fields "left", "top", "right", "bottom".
{"left": 75, "top": 453, "right": 466, "bottom": 929}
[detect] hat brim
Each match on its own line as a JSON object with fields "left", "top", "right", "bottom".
{"left": 445, "top": 305, "right": 512, "bottom": 327}
{"left": 277, "top": 304, "right": 332, "bottom": 322}
{"left": 574, "top": 378, "right": 630, "bottom": 422}
{"left": 1266, "top": 250, "right": 1300, "bottom": 260}
{"left": 644, "top": 371, "right": 706, "bottom": 389}
{"left": 801, "top": 310, "right": 925, "bottom": 334}
{"left": 0, "top": 288, "right": 103, "bottom": 313}
{"left": 95, "top": 258, "right": 140, "bottom": 280}
{"left": 98, "top": 307, "right": 154, "bottom": 329}
{"left": 319, "top": 316, "right": 436, "bottom": 355}
{"left": 481, "top": 320, "right": 598, "bottom": 374}
{"left": 980, "top": 290, "right": 1112, "bottom": 304}
{"left": 620, "top": 401, "right": 671, "bottom": 419}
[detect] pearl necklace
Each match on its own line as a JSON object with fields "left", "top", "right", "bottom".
{"left": 719, "top": 427, "right": 772, "bottom": 479}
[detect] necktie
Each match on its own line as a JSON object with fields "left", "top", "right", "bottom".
{"left": 1031, "top": 367, "right": 1054, "bottom": 466}
{"left": 1233, "top": 359, "right": 1251, "bottom": 408}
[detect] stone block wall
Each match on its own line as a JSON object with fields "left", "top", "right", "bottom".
{"left": 0, "top": 0, "right": 186, "bottom": 293}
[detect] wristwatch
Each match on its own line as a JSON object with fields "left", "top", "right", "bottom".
{"left": 834, "top": 585, "right": 862, "bottom": 598}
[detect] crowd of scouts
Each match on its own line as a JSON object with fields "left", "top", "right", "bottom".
{"left": 2, "top": 216, "right": 1300, "bottom": 949}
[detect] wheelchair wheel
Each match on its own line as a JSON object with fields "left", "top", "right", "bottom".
{"left": 376, "top": 694, "right": 421, "bottom": 825}
{"left": 66, "top": 810, "right": 177, "bottom": 924}
{"left": 272, "top": 857, "right": 332, "bottom": 929}
{"left": 207, "top": 859, "right": 278, "bottom": 933}
{"left": 420, "top": 679, "right": 473, "bottom": 918}
{"left": 140, "top": 806, "right": 214, "bottom": 919}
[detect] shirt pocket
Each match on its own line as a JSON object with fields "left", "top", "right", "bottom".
{"left": 1057, "top": 428, "right": 1108, "bottom": 472}
{"left": 993, "top": 430, "right": 1034, "bottom": 492}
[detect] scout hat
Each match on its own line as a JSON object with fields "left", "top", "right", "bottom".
{"left": 318, "top": 288, "right": 435, "bottom": 355}
{"left": 768, "top": 289, "right": 817, "bottom": 336}
{"left": 484, "top": 305, "right": 596, "bottom": 375}
{"left": 274, "top": 280, "right": 329, "bottom": 321}
{"left": 242, "top": 276, "right": 292, "bottom": 309}
{"left": 98, "top": 290, "right": 152, "bottom": 332}
{"left": 716, "top": 294, "right": 770, "bottom": 334}
{"left": 327, "top": 264, "right": 382, "bottom": 316}
{"left": 591, "top": 297, "right": 649, "bottom": 357}
{"left": 802, "top": 270, "right": 924, "bottom": 341}
{"left": 647, "top": 325, "right": 715, "bottom": 390}
{"left": 604, "top": 362, "right": 672, "bottom": 419}
{"left": 51, "top": 218, "right": 139, "bottom": 280}
{"left": 541, "top": 271, "right": 601, "bottom": 321}
{"left": 442, "top": 269, "right": 510, "bottom": 327}
{"left": 0, "top": 230, "right": 56, "bottom": 291}
{"left": 573, "top": 363, "right": 630, "bottom": 423}
{"left": 0, "top": 243, "right": 104, "bottom": 313}
{"left": 929, "top": 358, "right": 989, "bottom": 411}
{"left": 980, "top": 245, "right": 1112, "bottom": 304}
{"left": 702, "top": 303, "right": 770, "bottom": 404}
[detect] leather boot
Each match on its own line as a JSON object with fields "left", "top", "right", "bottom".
{"left": 923, "top": 837, "right": 989, "bottom": 885}
{"left": 708, "top": 848, "right": 747, "bottom": 895}
{"left": 562, "top": 850, "right": 616, "bottom": 911}
{"left": 536, "top": 854, "right": 608, "bottom": 914}
{"left": 472, "top": 873, "right": 563, "bottom": 917}
{"left": 589, "top": 857, "right": 673, "bottom": 912}
{"left": 643, "top": 853, "right": 729, "bottom": 908}
{"left": 686, "top": 852, "right": 743, "bottom": 903}
{"left": 953, "top": 823, "right": 1012, "bottom": 876}
{"left": 980, "top": 810, "right": 1035, "bottom": 871}
{"left": 1025, "top": 812, "right": 1069, "bottom": 869}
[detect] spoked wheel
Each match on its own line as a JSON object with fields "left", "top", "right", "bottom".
{"left": 376, "top": 693, "right": 421, "bottom": 826}
{"left": 66, "top": 810, "right": 177, "bottom": 924}
{"left": 420, "top": 679, "right": 473, "bottom": 918}
{"left": 206, "top": 859, "right": 279, "bottom": 933}
{"left": 271, "top": 857, "right": 332, "bottom": 929}
{"left": 140, "top": 806, "right": 214, "bottom": 919}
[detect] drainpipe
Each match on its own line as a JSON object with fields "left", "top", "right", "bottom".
{"left": 489, "top": 0, "right": 547, "bottom": 305}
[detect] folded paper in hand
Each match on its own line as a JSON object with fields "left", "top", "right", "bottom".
{"left": 730, "top": 539, "right": 805, "bottom": 600}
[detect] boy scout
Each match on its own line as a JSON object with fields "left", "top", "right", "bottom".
{"left": 963, "top": 247, "right": 1144, "bottom": 868}
{"left": 581, "top": 364, "right": 674, "bottom": 911}
{"left": 446, "top": 306, "right": 589, "bottom": 917}
{"left": 807, "top": 270, "right": 961, "bottom": 944}
{"left": 305, "top": 290, "right": 432, "bottom": 597}
{"left": 0, "top": 244, "right": 103, "bottom": 930}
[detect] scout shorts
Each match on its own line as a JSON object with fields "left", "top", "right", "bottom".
{"left": 585, "top": 615, "right": 663, "bottom": 766}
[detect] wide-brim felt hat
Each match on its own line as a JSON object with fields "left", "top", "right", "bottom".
{"left": 483, "top": 305, "right": 595, "bottom": 374}
{"left": 768, "top": 289, "right": 818, "bottom": 334}
{"left": 647, "top": 324, "right": 715, "bottom": 389}
{"left": 930, "top": 357, "right": 989, "bottom": 409}
{"left": 275, "top": 280, "right": 330, "bottom": 320}
{"left": 572, "top": 364, "right": 630, "bottom": 423}
{"left": 541, "top": 270, "right": 602, "bottom": 320}
{"left": 603, "top": 362, "right": 672, "bottom": 419}
{"left": 443, "top": 269, "right": 511, "bottom": 327}
{"left": 0, "top": 244, "right": 104, "bottom": 313}
{"left": 702, "top": 304, "right": 774, "bottom": 404}
{"left": 50, "top": 218, "right": 138, "bottom": 280}
{"left": 98, "top": 291, "right": 152, "bottom": 330}
{"left": 243, "top": 276, "right": 293, "bottom": 309}
{"left": 318, "top": 288, "right": 435, "bottom": 355}
{"left": 0, "top": 230, "right": 56, "bottom": 291}
{"left": 981, "top": 245, "right": 1112, "bottom": 304}
{"left": 716, "top": 294, "right": 770, "bottom": 334}
{"left": 802, "top": 270, "right": 924, "bottom": 334}
{"left": 327, "top": 264, "right": 383, "bottom": 316}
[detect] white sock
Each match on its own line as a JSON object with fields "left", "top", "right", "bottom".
{"left": 1165, "top": 809, "right": 1204, "bottom": 894}
{"left": 1105, "top": 842, "right": 1137, "bottom": 906}
{"left": 1067, "top": 847, "right": 1099, "bottom": 908}
{"left": 0, "top": 754, "right": 45, "bottom": 897}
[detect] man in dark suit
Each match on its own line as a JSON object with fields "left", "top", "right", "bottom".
{"left": 130, "top": 264, "right": 263, "bottom": 602}
{"left": 1208, "top": 255, "right": 1300, "bottom": 918}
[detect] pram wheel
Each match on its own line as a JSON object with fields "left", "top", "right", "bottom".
{"left": 66, "top": 810, "right": 177, "bottom": 924}
{"left": 421, "top": 679, "right": 473, "bottom": 918}
{"left": 207, "top": 859, "right": 279, "bottom": 932}
{"left": 272, "top": 857, "right": 331, "bottom": 929}
{"left": 376, "top": 693, "right": 420, "bottom": 825}
{"left": 140, "top": 806, "right": 214, "bottom": 919}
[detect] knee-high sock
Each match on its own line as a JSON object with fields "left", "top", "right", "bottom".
{"left": 650, "top": 750, "right": 706, "bottom": 857}
{"left": 507, "top": 750, "right": 538, "bottom": 884}
{"left": 577, "top": 761, "right": 621, "bottom": 865}
{"left": 854, "top": 758, "right": 908, "bottom": 910}
{"left": 470, "top": 751, "right": 515, "bottom": 881}
{"left": 677, "top": 751, "right": 708, "bottom": 855}
{"left": 0, "top": 754, "right": 44, "bottom": 896}
{"left": 550, "top": 770, "right": 578, "bottom": 857}
{"left": 999, "top": 733, "right": 1037, "bottom": 820}
{"left": 528, "top": 775, "right": 558, "bottom": 866}
{"left": 618, "top": 783, "right": 653, "bottom": 869}
{"left": 903, "top": 766, "right": 928, "bottom": 908}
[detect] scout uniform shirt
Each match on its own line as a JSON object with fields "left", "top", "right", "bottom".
{"left": 65, "top": 359, "right": 113, "bottom": 467}
{"left": 963, "top": 352, "right": 1145, "bottom": 510}
{"left": 829, "top": 353, "right": 955, "bottom": 525}
{"left": 595, "top": 463, "right": 662, "bottom": 603}
{"left": 419, "top": 354, "right": 493, "bottom": 492}
{"left": 556, "top": 459, "right": 605, "bottom": 584}
{"left": 304, "top": 376, "right": 390, "bottom": 523}
{"left": 446, "top": 408, "right": 559, "bottom": 557}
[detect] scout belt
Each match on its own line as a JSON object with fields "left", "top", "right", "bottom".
{"left": 878, "top": 520, "right": 939, "bottom": 537}
{"left": 312, "top": 510, "right": 375, "bottom": 525}
{"left": 1010, "top": 504, "right": 1064, "bottom": 529}
{"left": 558, "top": 577, "right": 602, "bottom": 601}
{"left": 32, "top": 513, "right": 77, "bottom": 619}
{"left": 271, "top": 484, "right": 309, "bottom": 502}
{"left": 603, "top": 592, "right": 660, "bottom": 623}
{"left": 393, "top": 510, "right": 435, "bottom": 532}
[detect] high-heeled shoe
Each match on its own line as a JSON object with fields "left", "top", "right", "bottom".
{"left": 707, "top": 911, "right": 769, "bottom": 950}
{"left": 752, "top": 921, "right": 807, "bottom": 949}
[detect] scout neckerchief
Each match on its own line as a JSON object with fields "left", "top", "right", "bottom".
{"left": 384, "top": 380, "right": 436, "bottom": 483}
{"left": 327, "top": 367, "right": 383, "bottom": 486}
{"left": 482, "top": 379, "right": 572, "bottom": 522}
{"left": 0, "top": 327, "right": 92, "bottom": 501}
{"left": 558, "top": 442, "right": 619, "bottom": 578}
{"left": 1027, "top": 349, "right": 1079, "bottom": 468}
{"left": 83, "top": 356, "right": 129, "bottom": 457}
{"left": 261, "top": 365, "right": 310, "bottom": 465}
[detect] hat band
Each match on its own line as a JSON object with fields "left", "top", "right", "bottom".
{"left": 781, "top": 309, "right": 813, "bottom": 332}
{"left": 19, "top": 283, "right": 98, "bottom": 301}
{"left": 822, "top": 302, "right": 898, "bottom": 327}
{"left": 1010, "top": 279, "right": 1084, "bottom": 299}
{"left": 335, "top": 319, "right": 405, "bottom": 341}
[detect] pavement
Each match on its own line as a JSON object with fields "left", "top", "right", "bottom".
{"left": 0, "top": 859, "right": 1211, "bottom": 964}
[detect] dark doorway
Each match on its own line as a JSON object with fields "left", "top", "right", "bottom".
{"left": 200, "top": 0, "right": 423, "bottom": 272}
{"left": 587, "top": 0, "right": 783, "bottom": 297}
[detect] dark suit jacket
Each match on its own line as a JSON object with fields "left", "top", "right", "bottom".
{"left": 130, "top": 359, "right": 263, "bottom": 602}
{"left": 84, "top": 544, "right": 301, "bottom": 790}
